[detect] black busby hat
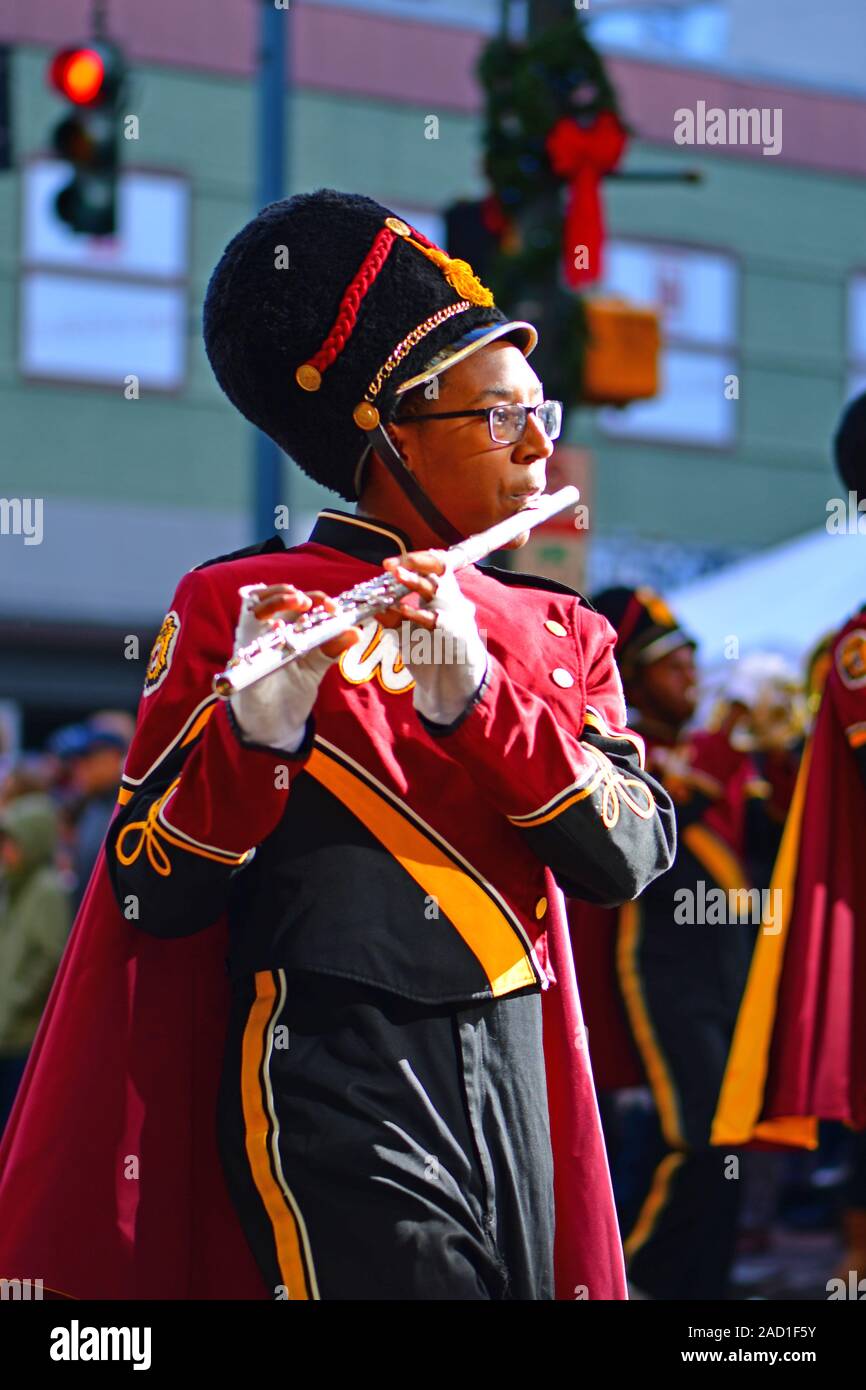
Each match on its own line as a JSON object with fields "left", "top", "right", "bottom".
{"left": 834, "top": 390, "right": 866, "bottom": 499}
{"left": 203, "top": 189, "right": 536, "bottom": 505}
{"left": 592, "top": 586, "right": 696, "bottom": 680}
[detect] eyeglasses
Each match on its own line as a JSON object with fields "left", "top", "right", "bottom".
{"left": 398, "top": 399, "right": 563, "bottom": 446}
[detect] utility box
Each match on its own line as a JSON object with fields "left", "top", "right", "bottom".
{"left": 582, "top": 298, "right": 660, "bottom": 405}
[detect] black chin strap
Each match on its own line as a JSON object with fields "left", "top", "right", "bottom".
{"left": 369, "top": 424, "right": 464, "bottom": 546}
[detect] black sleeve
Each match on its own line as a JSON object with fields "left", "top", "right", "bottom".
{"left": 513, "top": 726, "right": 678, "bottom": 906}
{"left": 106, "top": 707, "right": 314, "bottom": 940}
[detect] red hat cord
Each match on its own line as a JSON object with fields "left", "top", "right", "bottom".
{"left": 294, "top": 216, "right": 494, "bottom": 414}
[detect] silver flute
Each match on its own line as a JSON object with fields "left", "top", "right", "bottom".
{"left": 213, "top": 485, "right": 580, "bottom": 697}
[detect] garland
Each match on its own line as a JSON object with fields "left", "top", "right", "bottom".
{"left": 477, "top": 17, "right": 626, "bottom": 405}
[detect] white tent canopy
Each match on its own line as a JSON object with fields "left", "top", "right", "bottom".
{"left": 669, "top": 527, "right": 865, "bottom": 669}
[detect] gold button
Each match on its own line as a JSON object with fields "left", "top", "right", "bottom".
{"left": 385, "top": 216, "right": 411, "bottom": 237}
{"left": 545, "top": 619, "right": 568, "bottom": 637}
{"left": 353, "top": 401, "right": 381, "bottom": 430}
{"left": 295, "top": 363, "right": 321, "bottom": 392}
{"left": 551, "top": 668, "right": 574, "bottom": 688}
{"left": 535, "top": 896, "right": 548, "bottom": 920}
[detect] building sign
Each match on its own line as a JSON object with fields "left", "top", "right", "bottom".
{"left": 19, "top": 160, "right": 190, "bottom": 390}
{"left": 20, "top": 274, "right": 187, "bottom": 389}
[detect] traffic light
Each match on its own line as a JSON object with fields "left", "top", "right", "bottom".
{"left": 47, "top": 41, "right": 126, "bottom": 235}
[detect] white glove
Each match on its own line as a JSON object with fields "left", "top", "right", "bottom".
{"left": 403, "top": 562, "right": 489, "bottom": 726}
{"left": 229, "top": 585, "right": 339, "bottom": 753}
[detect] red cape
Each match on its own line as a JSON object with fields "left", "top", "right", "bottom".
{"left": 712, "top": 661, "right": 866, "bottom": 1146}
{"left": 0, "top": 834, "right": 625, "bottom": 1300}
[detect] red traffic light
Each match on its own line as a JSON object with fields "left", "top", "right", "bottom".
{"left": 49, "top": 48, "right": 106, "bottom": 106}
{"left": 47, "top": 40, "right": 126, "bottom": 234}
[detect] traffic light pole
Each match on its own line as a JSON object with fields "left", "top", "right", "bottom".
{"left": 253, "top": 1, "right": 289, "bottom": 543}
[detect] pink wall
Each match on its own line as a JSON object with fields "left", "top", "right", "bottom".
{"left": 4, "top": 0, "right": 866, "bottom": 176}
{"left": 607, "top": 56, "right": 866, "bottom": 180}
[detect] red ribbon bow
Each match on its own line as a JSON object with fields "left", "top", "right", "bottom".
{"left": 545, "top": 110, "right": 628, "bottom": 288}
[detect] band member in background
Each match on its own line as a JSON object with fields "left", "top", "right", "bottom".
{"left": 712, "top": 391, "right": 866, "bottom": 1267}
{"left": 0, "top": 190, "right": 674, "bottom": 1301}
{"left": 569, "top": 587, "right": 769, "bottom": 1300}
{"left": 705, "top": 654, "right": 804, "bottom": 891}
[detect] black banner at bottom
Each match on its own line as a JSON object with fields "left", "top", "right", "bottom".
{"left": 0, "top": 1293, "right": 860, "bottom": 1376}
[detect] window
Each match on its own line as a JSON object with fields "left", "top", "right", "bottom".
{"left": 596, "top": 239, "right": 739, "bottom": 448}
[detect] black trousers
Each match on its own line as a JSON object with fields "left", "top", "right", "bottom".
{"left": 616, "top": 905, "right": 752, "bottom": 1299}
{"left": 622, "top": 1125, "right": 742, "bottom": 1300}
{"left": 216, "top": 969, "right": 555, "bottom": 1300}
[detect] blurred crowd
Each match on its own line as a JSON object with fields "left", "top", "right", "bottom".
{"left": 0, "top": 711, "right": 133, "bottom": 1134}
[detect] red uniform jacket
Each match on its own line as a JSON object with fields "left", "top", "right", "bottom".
{"left": 0, "top": 509, "right": 675, "bottom": 1300}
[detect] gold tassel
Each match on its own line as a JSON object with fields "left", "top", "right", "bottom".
{"left": 407, "top": 239, "right": 494, "bottom": 307}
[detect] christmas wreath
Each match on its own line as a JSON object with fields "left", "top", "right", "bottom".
{"left": 477, "top": 18, "right": 628, "bottom": 402}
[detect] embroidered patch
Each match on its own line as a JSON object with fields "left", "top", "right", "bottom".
{"left": 144, "top": 610, "right": 181, "bottom": 697}
{"left": 836, "top": 628, "right": 866, "bottom": 689}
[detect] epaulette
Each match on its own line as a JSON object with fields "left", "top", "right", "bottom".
{"left": 479, "top": 562, "right": 596, "bottom": 610}
{"left": 191, "top": 533, "right": 287, "bottom": 573}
